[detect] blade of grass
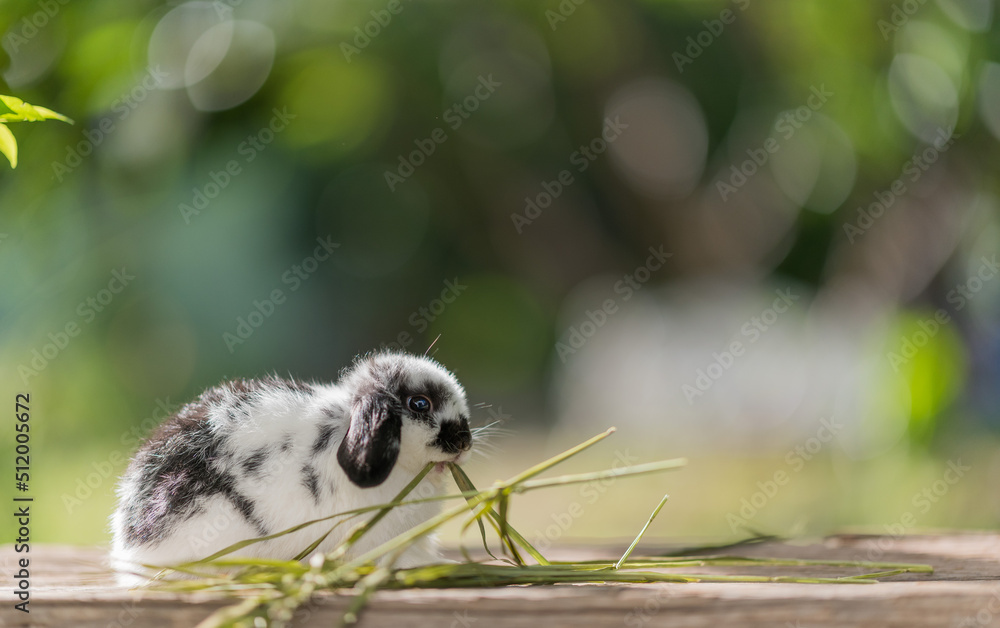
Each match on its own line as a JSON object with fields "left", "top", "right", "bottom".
{"left": 502, "top": 427, "right": 616, "bottom": 486}
{"left": 327, "top": 443, "right": 686, "bottom": 577}
{"left": 293, "top": 525, "right": 339, "bottom": 562}
{"left": 331, "top": 463, "right": 435, "bottom": 558}
{"left": 327, "top": 486, "right": 496, "bottom": 580}
{"left": 515, "top": 458, "right": 688, "bottom": 492}
{"left": 557, "top": 556, "right": 934, "bottom": 573}
{"left": 342, "top": 568, "right": 391, "bottom": 626}
{"left": 182, "top": 464, "right": 440, "bottom": 567}
{"left": 615, "top": 493, "right": 669, "bottom": 569}
{"left": 449, "top": 462, "right": 549, "bottom": 565}
{"left": 191, "top": 511, "right": 365, "bottom": 564}
{"left": 153, "top": 427, "right": 935, "bottom": 628}
{"left": 495, "top": 491, "right": 524, "bottom": 565}
{"left": 195, "top": 595, "right": 271, "bottom": 628}
{"left": 840, "top": 569, "right": 912, "bottom": 580}
{"left": 449, "top": 464, "right": 499, "bottom": 560}
{"left": 657, "top": 533, "right": 781, "bottom": 556}
{"left": 458, "top": 501, "right": 502, "bottom": 562}
{"left": 184, "top": 431, "right": 625, "bottom": 575}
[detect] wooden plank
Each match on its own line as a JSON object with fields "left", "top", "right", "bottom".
{"left": 3, "top": 534, "right": 999, "bottom": 627}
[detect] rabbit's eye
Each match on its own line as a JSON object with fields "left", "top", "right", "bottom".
{"left": 407, "top": 395, "right": 432, "bottom": 413}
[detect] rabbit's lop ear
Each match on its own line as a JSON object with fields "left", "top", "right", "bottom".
{"left": 337, "top": 394, "right": 402, "bottom": 488}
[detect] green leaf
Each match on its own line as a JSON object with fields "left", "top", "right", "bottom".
{"left": 0, "top": 95, "right": 27, "bottom": 114}
{"left": 29, "top": 105, "right": 73, "bottom": 123}
{"left": 0, "top": 123, "right": 18, "bottom": 168}
{"left": 0, "top": 95, "right": 73, "bottom": 124}
{"left": 615, "top": 493, "right": 669, "bottom": 569}
{"left": 0, "top": 96, "right": 42, "bottom": 121}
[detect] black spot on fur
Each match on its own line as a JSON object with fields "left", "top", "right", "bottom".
{"left": 120, "top": 381, "right": 299, "bottom": 547}
{"left": 312, "top": 423, "right": 337, "bottom": 456}
{"left": 347, "top": 354, "right": 454, "bottom": 422}
{"left": 242, "top": 447, "right": 269, "bottom": 476}
{"left": 301, "top": 464, "right": 320, "bottom": 502}
{"left": 423, "top": 381, "right": 449, "bottom": 408}
{"left": 281, "top": 433, "right": 293, "bottom": 452}
{"left": 227, "top": 491, "right": 268, "bottom": 536}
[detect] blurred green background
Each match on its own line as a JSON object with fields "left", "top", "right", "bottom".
{"left": 1, "top": 0, "right": 999, "bottom": 548}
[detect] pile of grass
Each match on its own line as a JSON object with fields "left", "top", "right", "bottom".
{"left": 148, "top": 428, "right": 933, "bottom": 627}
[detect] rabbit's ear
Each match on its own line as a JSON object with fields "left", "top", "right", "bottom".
{"left": 337, "top": 393, "right": 402, "bottom": 488}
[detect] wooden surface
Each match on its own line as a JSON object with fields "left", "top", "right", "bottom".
{"left": 3, "top": 534, "right": 1000, "bottom": 627}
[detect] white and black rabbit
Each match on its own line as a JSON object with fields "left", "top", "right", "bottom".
{"left": 110, "top": 351, "right": 473, "bottom": 586}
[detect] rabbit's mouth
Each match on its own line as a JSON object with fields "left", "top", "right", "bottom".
{"left": 432, "top": 452, "right": 467, "bottom": 473}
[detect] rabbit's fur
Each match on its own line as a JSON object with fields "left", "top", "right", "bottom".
{"left": 110, "top": 351, "right": 472, "bottom": 585}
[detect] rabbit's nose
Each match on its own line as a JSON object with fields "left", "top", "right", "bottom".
{"left": 435, "top": 417, "right": 472, "bottom": 454}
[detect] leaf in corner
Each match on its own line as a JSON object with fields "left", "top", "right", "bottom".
{"left": 0, "top": 123, "right": 18, "bottom": 168}
{"left": 0, "top": 95, "right": 28, "bottom": 114}
{"left": 31, "top": 105, "right": 73, "bottom": 123}
{"left": 0, "top": 95, "right": 73, "bottom": 124}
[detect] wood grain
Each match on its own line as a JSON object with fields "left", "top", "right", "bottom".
{"left": 2, "top": 534, "right": 999, "bottom": 627}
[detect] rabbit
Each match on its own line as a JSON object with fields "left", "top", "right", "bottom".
{"left": 110, "top": 351, "right": 473, "bottom": 586}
